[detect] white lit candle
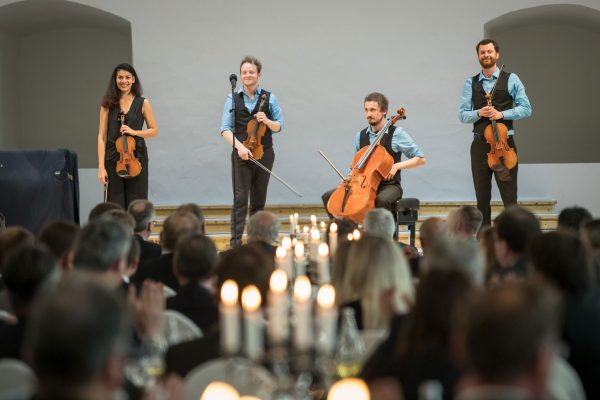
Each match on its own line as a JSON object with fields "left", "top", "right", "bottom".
{"left": 276, "top": 246, "right": 293, "bottom": 280}
{"left": 242, "top": 285, "right": 263, "bottom": 361}
{"left": 320, "top": 221, "right": 327, "bottom": 241}
{"left": 353, "top": 229, "right": 361, "bottom": 240}
{"left": 327, "top": 378, "right": 370, "bottom": 400}
{"left": 289, "top": 214, "right": 296, "bottom": 236}
{"left": 294, "top": 213, "right": 299, "bottom": 234}
{"left": 302, "top": 225, "right": 310, "bottom": 244}
{"left": 347, "top": 233, "right": 354, "bottom": 241}
{"left": 219, "top": 280, "right": 240, "bottom": 355}
{"left": 310, "top": 214, "right": 317, "bottom": 229}
{"left": 293, "top": 275, "right": 313, "bottom": 351}
{"left": 294, "top": 241, "right": 306, "bottom": 276}
{"left": 268, "top": 269, "right": 289, "bottom": 344}
{"left": 310, "top": 228, "right": 321, "bottom": 261}
{"left": 329, "top": 222, "right": 338, "bottom": 257}
{"left": 317, "top": 284, "right": 337, "bottom": 354}
{"left": 317, "top": 243, "right": 331, "bottom": 284}
{"left": 200, "top": 381, "right": 240, "bottom": 400}
{"left": 282, "top": 236, "right": 294, "bottom": 274}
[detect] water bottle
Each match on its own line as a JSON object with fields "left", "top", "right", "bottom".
{"left": 335, "top": 307, "right": 365, "bottom": 378}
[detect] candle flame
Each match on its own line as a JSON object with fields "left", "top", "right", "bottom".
{"left": 353, "top": 229, "right": 361, "bottom": 240}
{"left": 200, "top": 381, "right": 240, "bottom": 400}
{"left": 270, "top": 269, "right": 288, "bottom": 293}
{"left": 327, "top": 378, "right": 370, "bottom": 400}
{"left": 294, "top": 276, "right": 312, "bottom": 301}
{"left": 330, "top": 222, "right": 338, "bottom": 233}
{"left": 276, "top": 246, "right": 286, "bottom": 259}
{"left": 221, "top": 280, "right": 238, "bottom": 306}
{"left": 317, "top": 284, "right": 335, "bottom": 308}
{"left": 347, "top": 233, "right": 354, "bottom": 241}
{"left": 318, "top": 242, "right": 329, "bottom": 257}
{"left": 241, "top": 285, "right": 262, "bottom": 312}
{"left": 282, "top": 236, "right": 292, "bottom": 249}
{"left": 295, "top": 241, "right": 305, "bottom": 257}
{"left": 303, "top": 226, "right": 309, "bottom": 233}
{"left": 311, "top": 229, "right": 321, "bottom": 241}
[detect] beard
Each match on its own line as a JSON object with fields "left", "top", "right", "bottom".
{"left": 479, "top": 57, "right": 497, "bottom": 68}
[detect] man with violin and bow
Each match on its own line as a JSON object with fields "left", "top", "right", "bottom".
{"left": 459, "top": 39, "right": 532, "bottom": 227}
{"left": 322, "top": 92, "right": 426, "bottom": 221}
{"left": 220, "top": 56, "right": 284, "bottom": 247}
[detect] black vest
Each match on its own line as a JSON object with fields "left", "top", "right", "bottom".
{"left": 472, "top": 70, "right": 514, "bottom": 134}
{"left": 233, "top": 90, "right": 273, "bottom": 149}
{"left": 359, "top": 125, "right": 402, "bottom": 184}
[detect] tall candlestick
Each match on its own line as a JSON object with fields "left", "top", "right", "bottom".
{"left": 317, "top": 243, "right": 331, "bottom": 284}
{"left": 219, "top": 280, "right": 240, "bottom": 355}
{"left": 293, "top": 213, "right": 299, "bottom": 234}
{"left": 293, "top": 275, "right": 313, "bottom": 351}
{"left": 276, "top": 246, "right": 293, "bottom": 280}
{"left": 268, "top": 269, "right": 289, "bottom": 344}
{"left": 317, "top": 284, "right": 337, "bottom": 354}
{"left": 242, "top": 285, "right": 263, "bottom": 361}
{"left": 289, "top": 214, "right": 296, "bottom": 236}
{"left": 302, "top": 225, "right": 310, "bottom": 244}
{"left": 310, "top": 228, "right": 321, "bottom": 262}
{"left": 294, "top": 241, "right": 306, "bottom": 276}
{"left": 310, "top": 214, "right": 317, "bottom": 229}
{"left": 329, "top": 222, "right": 338, "bottom": 257}
{"left": 320, "top": 221, "right": 327, "bottom": 242}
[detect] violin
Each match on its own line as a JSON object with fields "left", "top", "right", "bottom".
{"left": 243, "top": 93, "right": 267, "bottom": 160}
{"left": 327, "top": 108, "right": 406, "bottom": 224}
{"left": 483, "top": 65, "right": 517, "bottom": 180}
{"left": 115, "top": 112, "right": 142, "bottom": 179}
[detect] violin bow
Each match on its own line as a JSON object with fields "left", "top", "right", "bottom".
{"left": 247, "top": 155, "right": 303, "bottom": 197}
{"left": 318, "top": 150, "right": 347, "bottom": 181}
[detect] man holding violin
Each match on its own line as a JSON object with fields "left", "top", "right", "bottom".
{"left": 459, "top": 39, "right": 532, "bottom": 227}
{"left": 220, "top": 56, "right": 284, "bottom": 247}
{"left": 322, "top": 92, "right": 426, "bottom": 219}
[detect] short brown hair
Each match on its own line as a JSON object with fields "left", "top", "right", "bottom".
{"left": 476, "top": 39, "right": 499, "bottom": 53}
{"left": 240, "top": 56, "right": 262, "bottom": 73}
{"left": 364, "top": 92, "right": 388, "bottom": 113}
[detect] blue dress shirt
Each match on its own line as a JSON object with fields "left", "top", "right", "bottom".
{"left": 458, "top": 67, "right": 532, "bottom": 136}
{"left": 354, "top": 125, "right": 425, "bottom": 159}
{"left": 220, "top": 86, "right": 284, "bottom": 133}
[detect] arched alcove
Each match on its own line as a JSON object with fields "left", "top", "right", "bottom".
{"left": 0, "top": 0, "right": 132, "bottom": 167}
{"left": 485, "top": 4, "right": 600, "bottom": 164}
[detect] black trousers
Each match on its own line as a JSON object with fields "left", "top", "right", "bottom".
{"left": 470, "top": 134, "right": 518, "bottom": 226}
{"left": 321, "top": 182, "right": 403, "bottom": 220}
{"left": 230, "top": 147, "right": 275, "bottom": 246}
{"left": 105, "top": 155, "right": 149, "bottom": 209}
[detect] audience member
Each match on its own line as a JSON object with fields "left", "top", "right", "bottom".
{"left": 478, "top": 225, "right": 502, "bottom": 285}
{"left": 335, "top": 235, "right": 413, "bottom": 329}
{"left": 165, "top": 245, "right": 273, "bottom": 378}
{"left": 177, "top": 203, "right": 206, "bottom": 234}
{"left": 363, "top": 268, "right": 474, "bottom": 400}
{"left": 88, "top": 201, "right": 122, "bottom": 222}
{"left": 529, "top": 231, "right": 600, "bottom": 399}
{"left": 0, "top": 243, "right": 56, "bottom": 359}
{"left": 457, "top": 282, "right": 559, "bottom": 400}
{"left": 422, "top": 235, "right": 484, "bottom": 285}
{"left": 558, "top": 206, "right": 592, "bottom": 235}
{"left": 581, "top": 219, "right": 600, "bottom": 286}
{"left": 103, "top": 209, "right": 136, "bottom": 234}
{"left": 132, "top": 210, "right": 202, "bottom": 290}
{"left": 490, "top": 206, "right": 541, "bottom": 283}
{"left": 419, "top": 217, "right": 446, "bottom": 255}
{"left": 364, "top": 208, "right": 396, "bottom": 239}
{"left": 246, "top": 210, "right": 280, "bottom": 257}
{"left": 128, "top": 199, "right": 162, "bottom": 262}
{"left": 38, "top": 220, "right": 80, "bottom": 271}
{"left": 168, "top": 233, "right": 219, "bottom": 333}
{"left": 123, "top": 235, "right": 141, "bottom": 284}
{"left": 0, "top": 226, "right": 35, "bottom": 271}
{"left": 446, "top": 205, "right": 483, "bottom": 240}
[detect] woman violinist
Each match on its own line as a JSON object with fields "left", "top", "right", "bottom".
{"left": 97, "top": 63, "right": 158, "bottom": 209}
{"left": 322, "top": 92, "right": 426, "bottom": 221}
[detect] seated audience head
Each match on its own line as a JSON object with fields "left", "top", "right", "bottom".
{"left": 73, "top": 219, "right": 131, "bottom": 289}
{"left": 397, "top": 268, "right": 474, "bottom": 356}
{"left": 217, "top": 245, "right": 274, "bottom": 304}
{"left": 160, "top": 210, "right": 202, "bottom": 253}
{"left": 176, "top": 203, "right": 206, "bottom": 234}
{"left": 582, "top": 219, "right": 600, "bottom": 254}
{"left": 363, "top": 208, "right": 396, "bottom": 239}
{"left": 174, "top": 233, "right": 218, "bottom": 286}
{"left": 558, "top": 206, "right": 593, "bottom": 235}
{"left": 446, "top": 205, "right": 483, "bottom": 239}
{"left": 247, "top": 211, "right": 280, "bottom": 244}
{"left": 39, "top": 220, "right": 80, "bottom": 270}
{"left": 102, "top": 209, "right": 136, "bottom": 235}
{"left": 494, "top": 206, "right": 541, "bottom": 267}
{"left": 478, "top": 225, "right": 502, "bottom": 284}
{"left": 127, "top": 199, "right": 156, "bottom": 239}
{"left": 3, "top": 243, "right": 56, "bottom": 318}
{"left": 0, "top": 226, "right": 35, "bottom": 271}
{"left": 529, "top": 231, "right": 591, "bottom": 296}
{"left": 25, "top": 276, "right": 129, "bottom": 400}
{"left": 88, "top": 202, "right": 122, "bottom": 222}
{"left": 422, "top": 235, "right": 484, "bottom": 285}
{"left": 337, "top": 235, "right": 413, "bottom": 329}
{"left": 463, "top": 282, "right": 558, "bottom": 398}
{"left": 419, "top": 217, "right": 446, "bottom": 254}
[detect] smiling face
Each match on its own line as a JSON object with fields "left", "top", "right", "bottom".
{"left": 478, "top": 43, "right": 499, "bottom": 69}
{"left": 115, "top": 70, "right": 135, "bottom": 94}
{"left": 240, "top": 62, "right": 260, "bottom": 89}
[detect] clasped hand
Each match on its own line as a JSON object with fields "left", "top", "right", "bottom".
{"left": 120, "top": 124, "right": 136, "bottom": 135}
{"left": 479, "top": 106, "right": 503, "bottom": 121}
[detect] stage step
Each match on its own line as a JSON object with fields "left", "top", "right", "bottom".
{"left": 151, "top": 200, "right": 557, "bottom": 251}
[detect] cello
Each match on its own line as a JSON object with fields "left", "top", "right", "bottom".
{"left": 243, "top": 93, "right": 267, "bottom": 160}
{"left": 326, "top": 108, "right": 406, "bottom": 224}
{"left": 115, "top": 112, "right": 142, "bottom": 179}
{"left": 483, "top": 64, "right": 517, "bottom": 181}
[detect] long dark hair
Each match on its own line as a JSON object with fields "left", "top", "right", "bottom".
{"left": 101, "top": 63, "right": 143, "bottom": 108}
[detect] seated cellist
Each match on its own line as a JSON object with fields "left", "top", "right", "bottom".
{"left": 322, "top": 92, "right": 426, "bottom": 220}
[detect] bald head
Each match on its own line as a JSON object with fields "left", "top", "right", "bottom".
{"left": 419, "top": 217, "right": 446, "bottom": 253}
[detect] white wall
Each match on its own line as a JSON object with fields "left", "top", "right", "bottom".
{"left": 1, "top": 0, "right": 598, "bottom": 217}
{"left": 0, "top": 30, "right": 19, "bottom": 148}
